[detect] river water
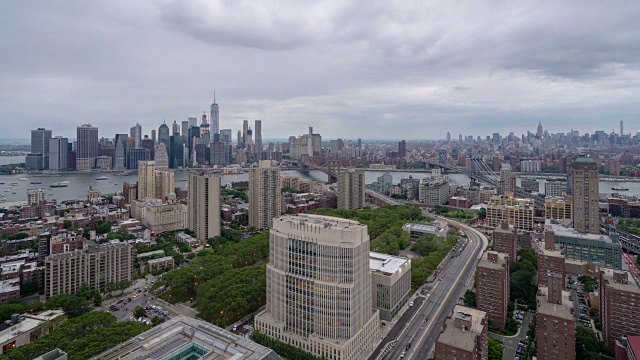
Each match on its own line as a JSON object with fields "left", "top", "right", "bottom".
{"left": 0, "top": 156, "right": 638, "bottom": 203}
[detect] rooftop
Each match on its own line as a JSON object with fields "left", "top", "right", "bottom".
{"left": 0, "top": 279, "right": 19, "bottom": 293}
{"left": 369, "top": 252, "right": 409, "bottom": 275}
{"left": 0, "top": 310, "right": 64, "bottom": 345}
{"left": 403, "top": 223, "right": 448, "bottom": 233}
{"left": 601, "top": 268, "right": 640, "bottom": 293}
{"left": 276, "top": 214, "right": 366, "bottom": 232}
{"left": 436, "top": 305, "right": 486, "bottom": 353}
{"left": 477, "top": 251, "right": 509, "bottom": 270}
{"left": 536, "top": 287, "right": 574, "bottom": 320}
{"left": 574, "top": 156, "right": 596, "bottom": 163}
{"left": 91, "top": 315, "right": 280, "bottom": 360}
{"left": 147, "top": 256, "right": 174, "bottom": 265}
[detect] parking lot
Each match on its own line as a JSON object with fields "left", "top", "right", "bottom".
{"left": 490, "top": 309, "right": 532, "bottom": 360}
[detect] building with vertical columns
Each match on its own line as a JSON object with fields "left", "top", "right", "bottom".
{"left": 434, "top": 305, "right": 488, "bottom": 360}
{"left": 536, "top": 272, "right": 576, "bottom": 360}
{"left": 492, "top": 222, "right": 517, "bottom": 262}
{"left": 571, "top": 156, "right": 599, "bottom": 234}
{"left": 137, "top": 161, "right": 175, "bottom": 201}
{"left": 76, "top": 124, "right": 98, "bottom": 171}
{"left": 599, "top": 268, "right": 640, "bottom": 350}
{"left": 476, "top": 251, "right": 509, "bottom": 330}
{"left": 187, "top": 172, "right": 221, "bottom": 243}
{"left": 255, "top": 214, "right": 381, "bottom": 360}
{"left": 249, "top": 160, "right": 281, "bottom": 230}
{"left": 48, "top": 137, "right": 68, "bottom": 171}
{"left": 337, "top": 169, "right": 365, "bottom": 210}
{"left": 369, "top": 252, "right": 411, "bottom": 321}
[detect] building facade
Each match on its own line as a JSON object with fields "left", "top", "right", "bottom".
{"left": 572, "top": 157, "right": 599, "bottom": 234}
{"left": 337, "top": 169, "right": 365, "bottom": 210}
{"left": 76, "top": 124, "right": 98, "bottom": 171}
{"left": 486, "top": 196, "right": 535, "bottom": 230}
{"left": 249, "top": 160, "right": 282, "bottom": 230}
{"left": 435, "top": 306, "right": 488, "bottom": 360}
{"left": 370, "top": 252, "right": 411, "bottom": 321}
{"left": 536, "top": 272, "right": 576, "bottom": 360}
{"left": 476, "top": 251, "right": 509, "bottom": 330}
{"left": 255, "top": 214, "right": 381, "bottom": 360}
{"left": 44, "top": 241, "right": 134, "bottom": 298}
{"left": 492, "top": 222, "right": 517, "bottom": 262}
{"left": 187, "top": 172, "right": 221, "bottom": 243}
{"left": 599, "top": 269, "right": 640, "bottom": 350}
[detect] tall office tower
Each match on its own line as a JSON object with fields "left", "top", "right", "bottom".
{"left": 242, "top": 120, "right": 249, "bottom": 146}
{"left": 27, "top": 188, "right": 45, "bottom": 206}
{"left": 169, "top": 135, "right": 184, "bottom": 169}
{"left": 237, "top": 130, "right": 242, "bottom": 145}
{"left": 48, "top": 137, "right": 68, "bottom": 171}
{"left": 138, "top": 161, "right": 157, "bottom": 200}
{"left": 29, "top": 128, "right": 52, "bottom": 170}
{"left": 44, "top": 242, "right": 134, "bottom": 298}
{"left": 246, "top": 128, "right": 253, "bottom": 151}
{"left": 172, "top": 120, "right": 179, "bottom": 135}
{"left": 151, "top": 129, "right": 156, "bottom": 143}
{"left": 154, "top": 144, "right": 169, "bottom": 169}
{"left": 499, "top": 163, "right": 516, "bottom": 196}
{"left": 255, "top": 214, "right": 381, "bottom": 360}
{"left": 210, "top": 99, "right": 219, "bottom": 136}
{"left": 620, "top": 120, "right": 624, "bottom": 136}
{"left": 131, "top": 122, "right": 142, "bottom": 148}
{"left": 220, "top": 129, "right": 232, "bottom": 143}
{"left": 446, "top": 132, "right": 451, "bottom": 142}
{"left": 536, "top": 272, "right": 576, "bottom": 360}
{"left": 337, "top": 169, "right": 365, "bottom": 210}
{"left": 211, "top": 142, "right": 232, "bottom": 166}
{"left": 248, "top": 160, "right": 281, "bottom": 230}
{"left": 434, "top": 306, "right": 488, "bottom": 360}
{"left": 201, "top": 112, "right": 207, "bottom": 125}
{"left": 181, "top": 121, "right": 189, "bottom": 143}
{"left": 357, "top": 138, "right": 362, "bottom": 148}
{"left": 492, "top": 222, "right": 517, "bottom": 262}
{"left": 141, "top": 136, "right": 155, "bottom": 160}
{"left": 599, "top": 269, "right": 640, "bottom": 350}
{"left": 476, "top": 251, "right": 509, "bottom": 330}
{"left": 537, "top": 120, "right": 544, "bottom": 138}
{"left": 188, "top": 172, "right": 221, "bottom": 243}
{"left": 76, "top": 124, "right": 98, "bottom": 171}
{"left": 571, "top": 156, "right": 599, "bottom": 234}
{"left": 158, "top": 122, "right": 170, "bottom": 151}
{"left": 113, "top": 134, "right": 128, "bottom": 170}
{"left": 398, "top": 140, "right": 406, "bottom": 158}
{"left": 127, "top": 148, "right": 150, "bottom": 170}
{"left": 254, "top": 120, "right": 263, "bottom": 159}
{"left": 188, "top": 117, "right": 198, "bottom": 127}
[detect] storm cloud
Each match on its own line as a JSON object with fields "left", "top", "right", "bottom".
{"left": 1, "top": 1, "right": 639, "bottom": 139}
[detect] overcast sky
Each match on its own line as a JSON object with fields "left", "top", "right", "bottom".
{"left": 2, "top": 1, "right": 639, "bottom": 140}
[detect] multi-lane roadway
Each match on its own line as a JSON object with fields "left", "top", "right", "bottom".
{"left": 376, "top": 214, "right": 487, "bottom": 360}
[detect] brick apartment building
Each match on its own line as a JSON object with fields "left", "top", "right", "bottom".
{"left": 476, "top": 251, "right": 510, "bottom": 330}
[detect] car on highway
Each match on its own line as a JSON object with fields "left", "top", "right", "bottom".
{"left": 409, "top": 301, "right": 414, "bottom": 307}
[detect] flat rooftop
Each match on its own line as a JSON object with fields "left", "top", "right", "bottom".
{"left": 601, "top": 268, "right": 640, "bottom": 293}
{"left": 91, "top": 315, "right": 280, "bottom": 360}
{"left": 436, "top": 305, "right": 486, "bottom": 353}
{"left": 477, "top": 251, "right": 509, "bottom": 270}
{"left": 369, "top": 252, "right": 409, "bottom": 275}
{"left": 536, "top": 287, "right": 574, "bottom": 320}
{"left": 403, "top": 223, "right": 447, "bottom": 233}
{"left": 147, "top": 256, "right": 174, "bottom": 265}
{"left": 276, "top": 214, "right": 366, "bottom": 231}
{"left": 0, "top": 311, "right": 64, "bottom": 345}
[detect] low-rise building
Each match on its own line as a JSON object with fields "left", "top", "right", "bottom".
{"left": 0, "top": 279, "right": 20, "bottom": 304}
{"left": 435, "top": 305, "right": 488, "bottom": 360}
{"left": 403, "top": 222, "right": 450, "bottom": 239}
{"left": 34, "top": 349, "right": 68, "bottom": 360}
{"left": 369, "top": 252, "right": 411, "bottom": 321}
{"left": 144, "top": 256, "right": 174, "bottom": 273}
{"left": 91, "top": 315, "right": 281, "bottom": 360}
{"left": 0, "top": 310, "right": 65, "bottom": 355}
{"left": 176, "top": 232, "right": 200, "bottom": 246}
{"left": 136, "top": 250, "right": 165, "bottom": 261}
{"left": 552, "top": 227, "right": 622, "bottom": 270}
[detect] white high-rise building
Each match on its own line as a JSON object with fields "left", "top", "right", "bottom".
{"left": 137, "top": 161, "right": 175, "bottom": 201}
{"left": 27, "top": 188, "right": 45, "bottom": 206}
{"left": 154, "top": 144, "right": 169, "bottom": 169}
{"left": 76, "top": 124, "right": 98, "bottom": 171}
{"left": 255, "top": 214, "right": 381, "bottom": 360}
{"left": 249, "top": 160, "right": 281, "bottom": 230}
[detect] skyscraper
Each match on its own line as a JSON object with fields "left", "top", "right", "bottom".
{"left": 254, "top": 120, "right": 262, "bottom": 160}
{"left": 76, "top": 124, "right": 98, "bottom": 171}
{"left": 29, "top": 128, "right": 52, "bottom": 170}
{"left": 620, "top": 120, "right": 624, "bottom": 136}
{"left": 158, "top": 122, "right": 170, "bottom": 155}
{"left": 248, "top": 160, "right": 281, "bottom": 230}
{"left": 48, "top": 137, "right": 68, "bottom": 171}
{"left": 113, "top": 134, "right": 128, "bottom": 170}
{"left": 446, "top": 132, "right": 451, "bottom": 142}
{"left": 398, "top": 140, "right": 406, "bottom": 158}
{"left": 130, "top": 123, "right": 142, "bottom": 148}
{"left": 255, "top": 214, "right": 381, "bottom": 360}
{"left": 181, "top": 121, "right": 189, "bottom": 142}
{"left": 338, "top": 169, "right": 365, "bottom": 210}
{"left": 210, "top": 99, "right": 219, "bottom": 136}
{"left": 220, "top": 129, "right": 232, "bottom": 143}
{"left": 169, "top": 135, "right": 184, "bottom": 169}
{"left": 476, "top": 251, "right": 509, "bottom": 330}
{"left": 138, "top": 161, "right": 175, "bottom": 201}
{"left": 499, "top": 163, "right": 516, "bottom": 196}
{"left": 537, "top": 120, "right": 544, "bottom": 138}
{"left": 154, "top": 144, "right": 169, "bottom": 169}
{"left": 571, "top": 156, "right": 599, "bottom": 234}
{"left": 188, "top": 172, "right": 221, "bottom": 243}
{"left": 172, "top": 120, "right": 179, "bottom": 135}
{"left": 242, "top": 120, "right": 249, "bottom": 147}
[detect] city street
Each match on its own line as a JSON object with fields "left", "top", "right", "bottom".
{"left": 490, "top": 312, "right": 531, "bottom": 360}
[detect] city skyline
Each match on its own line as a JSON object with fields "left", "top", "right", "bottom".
{"left": 2, "top": 2, "right": 640, "bottom": 139}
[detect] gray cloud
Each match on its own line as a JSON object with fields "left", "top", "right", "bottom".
{"left": 1, "top": 1, "right": 640, "bottom": 140}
